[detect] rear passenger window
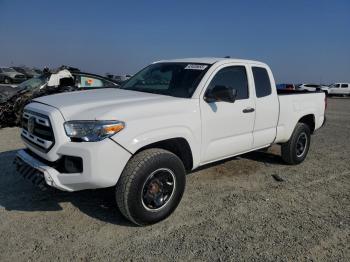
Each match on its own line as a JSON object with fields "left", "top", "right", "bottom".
{"left": 252, "top": 67, "right": 272, "bottom": 98}
{"left": 341, "top": 84, "right": 348, "bottom": 88}
{"left": 207, "top": 66, "right": 248, "bottom": 100}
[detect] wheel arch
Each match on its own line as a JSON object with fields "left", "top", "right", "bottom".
{"left": 134, "top": 138, "right": 194, "bottom": 172}
{"left": 298, "top": 114, "right": 315, "bottom": 134}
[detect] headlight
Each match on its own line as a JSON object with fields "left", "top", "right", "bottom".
{"left": 64, "top": 120, "right": 125, "bottom": 142}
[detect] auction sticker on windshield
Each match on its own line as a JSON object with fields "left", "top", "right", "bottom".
{"left": 185, "top": 64, "right": 208, "bottom": 70}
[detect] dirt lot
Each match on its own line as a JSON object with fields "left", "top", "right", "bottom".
{"left": 0, "top": 98, "right": 349, "bottom": 261}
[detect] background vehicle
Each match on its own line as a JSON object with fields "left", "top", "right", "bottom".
{"left": 0, "top": 67, "right": 26, "bottom": 84}
{"left": 0, "top": 67, "right": 118, "bottom": 128}
{"left": 33, "top": 68, "right": 43, "bottom": 75}
{"left": 298, "top": 83, "right": 330, "bottom": 95}
{"left": 276, "top": 83, "right": 296, "bottom": 90}
{"left": 328, "top": 83, "right": 350, "bottom": 96}
{"left": 106, "top": 74, "right": 132, "bottom": 84}
{"left": 14, "top": 58, "right": 326, "bottom": 226}
{"left": 11, "top": 66, "right": 41, "bottom": 79}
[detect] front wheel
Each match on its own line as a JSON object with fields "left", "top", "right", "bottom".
{"left": 281, "top": 123, "right": 311, "bottom": 165}
{"left": 116, "top": 148, "right": 186, "bottom": 225}
{"left": 3, "top": 77, "right": 11, "bottom": 84}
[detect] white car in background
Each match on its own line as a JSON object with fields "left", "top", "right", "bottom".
{"left": 298, "top": 84, "right": 330, "bottom": 95}
{"left": 328, "top": 83, "right": 350, "bottom": 96}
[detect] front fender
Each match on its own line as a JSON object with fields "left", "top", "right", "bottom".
{"left": 111, "top": 126, "right": 201, "bottom": 168}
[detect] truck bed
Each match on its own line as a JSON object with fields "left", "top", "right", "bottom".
{"left": 274, "top": 91, "right": 326, "bottom": 143}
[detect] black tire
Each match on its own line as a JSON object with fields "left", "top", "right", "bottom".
{"left": 116, "top": 148, "right": 186, "bottom": 226}
{"left": 281, "top": 123, "right": 311, "bottom": 165}
{"left": 4, "top": 77, "right": 11, "bottom": 84}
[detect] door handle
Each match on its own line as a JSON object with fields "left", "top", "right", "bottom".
{"left": 243, "top": 107, "right": 255, "bottom": 113}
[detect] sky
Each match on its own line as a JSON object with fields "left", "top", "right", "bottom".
{"left": 0, "top": 0, "right": 349, "bottom": 83}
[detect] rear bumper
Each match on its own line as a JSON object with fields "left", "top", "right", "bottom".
{"left": 14, "top": 139, "right": 132, "bottom": 192}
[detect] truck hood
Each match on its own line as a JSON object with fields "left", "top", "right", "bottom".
{"left": 33, "top": 88, "right": 189, "bottom": 121}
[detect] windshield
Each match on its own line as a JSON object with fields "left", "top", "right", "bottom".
{"left": 120, "top": 62, "right": 211, "bottom": 98}
{"left": 17, "top": 75, "right": 48, "bottom": 91}
{"left": 1, "top": 67, "right": 16, "bottom": 73}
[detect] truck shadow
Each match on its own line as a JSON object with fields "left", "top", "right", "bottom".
{"left": 241, "top": 150, "right": 285, "bottom": 165}
{"left": 0, "top": 148, "right": 284, "bottom": 226}
{"left": 0, "top": 149, "right": 136, "bottom": 227}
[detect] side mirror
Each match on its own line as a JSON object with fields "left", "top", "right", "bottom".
{"left": 205, "top": 85, "right": 237, "bottom": 103}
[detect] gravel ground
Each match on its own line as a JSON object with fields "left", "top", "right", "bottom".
{"left": 0, "top": 98, "right": 349, "bottom": 261}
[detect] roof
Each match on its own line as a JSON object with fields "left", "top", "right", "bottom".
{"left": 154, "top": 57, "right": 266, "bottom": 65}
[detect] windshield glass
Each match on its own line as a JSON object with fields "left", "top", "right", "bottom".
{"left": 1, "top": 67, "right": 16, "bottom": 73}
{"left": 23, "top": 68, "right": 37, "bottom": 74}
{"left": 17, "top": 75, "right": 48, "bottom": 91}
{"left": 120, "top": 62, "right": 211, "bottom": 98}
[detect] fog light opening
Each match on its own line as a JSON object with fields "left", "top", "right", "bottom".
{"left": 63, "top": 156, "right": 83, "bottom": 173}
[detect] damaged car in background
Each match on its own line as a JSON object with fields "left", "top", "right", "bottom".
{"left": 0, "top": 66, "right": 118, "bottom": 128}
{"left": 0, "top": 67, "right": 26, "bottom": 84}
{"left": 11, "top": 66, "right": 42, "bottom": 79}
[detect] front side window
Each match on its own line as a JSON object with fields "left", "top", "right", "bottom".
{"left": 121, "top": 63, "right": 210, "bottom": 98}
{"left": 206, "top": 66, "right": 248, "bottom": 100}
{"left": 252, "top": 67, "right": 272, "bottom": 98}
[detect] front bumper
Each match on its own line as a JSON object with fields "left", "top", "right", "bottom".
{"left": 14, "top": 154, "right": 49, "bottom": 191}
{"left": 14, "top": 138, "right": 131, "bottom": 192}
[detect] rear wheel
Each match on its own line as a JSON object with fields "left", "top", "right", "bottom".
{"left": 116, "top": 148, "right": 186, "bottom": 225}
{"left": 281, "top": 123, "right": 311, "bottom": 165}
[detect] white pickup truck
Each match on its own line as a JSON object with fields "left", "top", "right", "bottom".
{"left": 14, "top": 58, "right": 326, "bottom": 225}
{"left": 328, "top": 83, "right": 350, "bottom": 96}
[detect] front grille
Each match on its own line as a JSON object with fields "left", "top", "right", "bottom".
{"left": 21, "top": 110, "right": 55, "bottom": 152}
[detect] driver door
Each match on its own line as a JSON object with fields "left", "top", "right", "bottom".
{"left": 200, "top": 65, "right": 255, "bottom": 164}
